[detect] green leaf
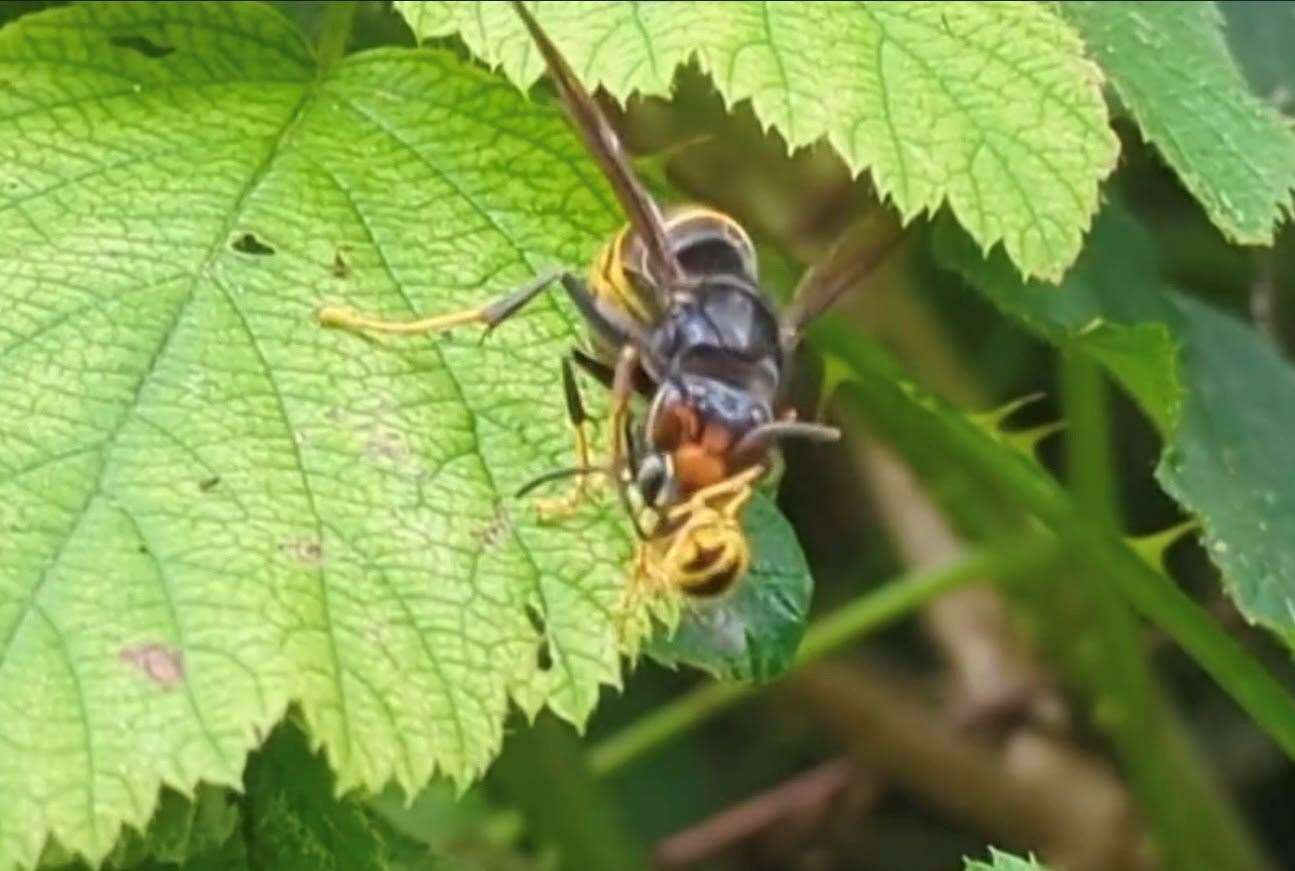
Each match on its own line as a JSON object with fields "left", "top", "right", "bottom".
{"left": 936, "top": 205, "right": 1295, "bottom": 649}
{"left": 0, "top": 2, "right": 811, "bottom": 865}
{"left": 647, "top": 493, "right": 811, "bottom": 683}
{"left": 1062, "top": 1, "right": 1295, "bottom": 245}
{"left": 398, "top": 0, "right": 1119, "bottom": 282}
{"left": 104, "top": 787, "right": 240, "bottom": 869}
{"left": 964, "top": 847, "right": 1051, "bottom": 871}
{"left": 934, "top": 211, "right": 1184, "bottom": 435}
{"left": 244, "top": 720, "right": 432, "bottom": 871}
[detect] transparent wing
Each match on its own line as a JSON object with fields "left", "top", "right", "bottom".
{"left": 778, "top": 211, "right": 905, "bottom": 351}
{"left": 512, "top": 1, "right": 684, "bottom": 292}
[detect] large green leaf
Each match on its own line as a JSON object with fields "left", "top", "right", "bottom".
{"left": 0, "top": 2, "right": 811, "bottom": 865}
{"left": 937, "top": 206, "right": 1295, "bottom": 649}
{"left": 1062, "top": 2, "right": 1295, "bottom": 245}
{"left": 398, "top": 0, "right": 1119, "bottom": 282}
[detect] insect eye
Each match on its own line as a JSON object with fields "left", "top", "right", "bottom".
{"left": 636, "top": 453, "right": 675, "bottom": 508}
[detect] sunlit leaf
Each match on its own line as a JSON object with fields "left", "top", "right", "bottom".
{"left": 937, "top": 206, "right": 1295, "bottom": 650}
{"left": 1063, "top": 1, "right": 1295, "bottom": 245}
{"left": 398, "top": 0, "right": 1119, "bottom": 282}
{"left": 964, "top": 847, "right": 1052, "bottom": 871}
{"left": 0, "top": 1, "right": 811, "bottom": 864}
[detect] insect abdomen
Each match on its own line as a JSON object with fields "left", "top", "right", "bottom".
{"left": 587, "top": 206, "right": 759, "bottom": 329}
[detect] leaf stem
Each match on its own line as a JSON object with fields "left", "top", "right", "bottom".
{"left": 315, "top": 2, "right": 358, "bottom": 72}
{"left": 589, "top": 538, "right": 1054, "bottom": 775}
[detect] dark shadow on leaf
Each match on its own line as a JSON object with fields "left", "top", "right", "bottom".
{"left": 109, "top": 34, "right": 175, "bottom": 58}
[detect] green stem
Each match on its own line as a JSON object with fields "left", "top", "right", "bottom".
{"left": 1058, "top": 354, "right": 1268, "bottom": 871}
{"left": 819, "top": 325, "right": 1295, "bottom": 764}
{"left": 315, "top": 2, "right": 358, "bottom": 72}
{"left": 589, "top": 538, "right": 1054, "bottom": 775}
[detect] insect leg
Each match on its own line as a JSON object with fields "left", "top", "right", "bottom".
{"left": 533, "top": 357, "right": 599, "bottom": 520}
{"left": 606, "top": 344, "right": 655, "bottom": 541}
{"left": 318, "top": 269, "right": 563, "bottom": 337}
{"left": 608, "top": 345, "right": 641, "bottom": 479}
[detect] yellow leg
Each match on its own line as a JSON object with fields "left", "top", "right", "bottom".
{"left": 318, "top": 304, "right": 486, "bottom": 335}
{"left": 533, "top": 416, "right": 595, "bottom": 521}
{"left": 319, "top": 270, "right": 561, "bottom": 337}
{"left": 607, "top": 345, "right": 640, "bottom": 474}
{"left": 665, "top": 463, "right": 764, "bottom": 525}
{"left": 625, "top": 464, "right": 763, "bottom": 605}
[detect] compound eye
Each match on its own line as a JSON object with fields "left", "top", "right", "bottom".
{"left": 636, "top": 452, "right": 677, "bottom": 509}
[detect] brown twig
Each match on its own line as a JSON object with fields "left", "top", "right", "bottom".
{"left": 796, "top": 661, "right": 1154, "bottom": 871}
{"left": 653, "top": 757, "right": 875, "bottom": 868}
{"left": 852, "top": 437, "right": 1064, "bottom": 732}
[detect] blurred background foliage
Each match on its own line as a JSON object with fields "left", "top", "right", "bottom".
{"left": 7, "top": 1, "right": 1295, "bottom": 869}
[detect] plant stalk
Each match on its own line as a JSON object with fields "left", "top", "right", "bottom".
{"left": 315, "top": 1, "right": 358, "bottom": 72}
{"left": 818, "top": 325, "right": 1295, "bottom": 765}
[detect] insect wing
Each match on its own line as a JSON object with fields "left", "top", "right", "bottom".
{"left": 511, "top": 1, "right": 684, "bottom": 292}
{"left": 778, "top": 211, "right": 904, "bottom": 352}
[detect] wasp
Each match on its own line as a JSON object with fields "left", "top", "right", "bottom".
{"left": 320, "top": 1, "right": 899, "bottom": 603}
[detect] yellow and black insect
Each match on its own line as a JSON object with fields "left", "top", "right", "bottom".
{"left": 320, "top": 1, "right": 897, "bottom": 602}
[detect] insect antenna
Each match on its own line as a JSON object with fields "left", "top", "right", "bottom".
{"left": 515, "top": 465, "right": 611, "bottom": 499}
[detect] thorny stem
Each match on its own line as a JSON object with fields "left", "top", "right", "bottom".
{"left": 820, "top": 327, "right": 1295, "bottom": 765}
{"left": 1058, "top": 354, "right": 1270, "bottom": 870}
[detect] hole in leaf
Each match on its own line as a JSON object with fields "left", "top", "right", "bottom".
{"left": 109, "top": 34, "right": 175, "bottom": 59}
{"left": 524, "top": 606, "right": 551, "bottom": 671}
{"left": 231, "top": 232, "right": 275, "bottom": 256}
{"left": 332, "top": 248, "right": 351, "bottom": 279}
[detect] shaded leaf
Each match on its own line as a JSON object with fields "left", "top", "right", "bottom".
{"left": 244, "top": 720, "right": 431, "bottom": 871}
{"left": 1063, "top": 1, "right": 1295, "bottom": 244}
{"left": 399, "top": 0, "right": 1119, "bottom": 281}
{"left": 937, "top": 205, "right": 1295, "bottom": 649}
{"left": 0, "top": 1, "right": 812, "bottom": 865}
{"left": 488, "top": 715, "right": 648, "bottom": 870}
{"left": 647, "top": 493, "right": 811, "bottom": 683}
{"left": 104, "top": 787, "right": 240, "bottom": 869}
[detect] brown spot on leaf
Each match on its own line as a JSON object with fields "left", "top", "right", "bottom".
{"left": 364, "top": 428, "right": 409, "bottom": 464}
{"left": 198, "top": 475, "right": 221, "bottom": 492}
{"left": 475, "top": 504, "right": 513, "bottom": 551}
{"left": 280, "top": 538, "right": 324, "bottom": 566}
{"left": 121, "top": 643, "right": 185, "bottom": 688}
